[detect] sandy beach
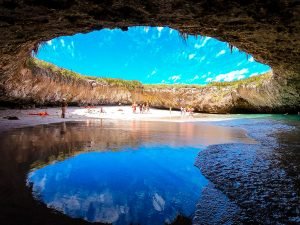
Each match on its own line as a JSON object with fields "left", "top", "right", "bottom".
{"left": 0, "top": 106, "right": 238, "bottom": 132}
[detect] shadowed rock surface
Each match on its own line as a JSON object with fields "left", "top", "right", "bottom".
{"left": 0, "top": 0, "right": 299, "bottom": 111}
{"left": 194, "top": 183, "right": 243, "bottom": 224}
{"left": 196, "top": 119, "right": 300, "bottom": 224}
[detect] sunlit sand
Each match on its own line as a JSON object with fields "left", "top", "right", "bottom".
{"left": 0, "top": 106, "right": 238, "bottom": 132}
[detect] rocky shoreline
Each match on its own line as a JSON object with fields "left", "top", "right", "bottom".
{"left": 195, "top": 118, "right": 300, "bottom": 224}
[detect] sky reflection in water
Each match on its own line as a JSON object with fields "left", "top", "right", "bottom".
{"left": 27, "top": 145, "right": 207, "bottom": 224}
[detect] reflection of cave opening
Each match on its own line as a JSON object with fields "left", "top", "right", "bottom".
{"left": 36, "top": 26, "right": 270, "bottom": 85}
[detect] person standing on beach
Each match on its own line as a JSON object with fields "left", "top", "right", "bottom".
{"left": 139, "top": 104, "right": 143, "bottom": 114}
{"left": 132, "top": 102, "right": 137, "bottom": 113}
{"left": 61, "top": 98, "right": 67, "bottom": 118}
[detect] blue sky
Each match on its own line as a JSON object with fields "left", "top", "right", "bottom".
{"left": 37, "top": 26, "right": 270, "bottom": 84}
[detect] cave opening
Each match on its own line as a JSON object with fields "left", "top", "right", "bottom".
{"left": 0, "top": 1, "right": 298, "bottom": 113}
{"left": 34, "top": 26, "right": 270, "bottom": 86}
{"left": 0, "top": 2, "right": 299, "bottom": 225}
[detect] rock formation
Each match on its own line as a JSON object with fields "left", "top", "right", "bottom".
{"left": 143, "top": 76, "right": 299, "bottom": 113}
{"left": 0, "top": 1, "right": 299, "bottom": 112}
{"left": 3, "top": 58, "right": 298, "bottom": 113}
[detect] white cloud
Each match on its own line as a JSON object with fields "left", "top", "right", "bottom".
{"left": 66, "top": 43, "right": 75, "bottom": 57}
{"left": 52, "top": 45, "right": 56, "bottom": 51}
{"left": 147, "top": 69, "right": 157, "bottom": 78}
{"left": 250, "top": 72, "right": 258, "bottom": 77}
{"left": 194, "top": 37, "right": 211, "bottom": 49}
{"left": 194, "top": 43, "right": 201, "bottom": 49}
{"left": 157, "top": 27, "right": 164, "bottom": 32}
{"left": 151, "top": 69, "right": 157, "bottom": 75}
{"left": 34, "top": 174, "right": 47, "bottom": 192}
{"left": 189, "top": 75, "right": 199, "bottom": 82}
{"left": 206, "top": 77, "right": 213, "bottom": 82}
{"left": 157, "top": 27, "right": 164, "bottom": 37}
{"left": 188, "top": 54, "right": 196, "bottom": 60}
{"left": 202, "top": 37, "right": 211, "bottom": 46}
{"left": 214, "top": 68, "right": 249, "bottom": 82}
{"left": 152, "top": 193, "right": 165, "bottom": 212}
{"left": 237, "top": 62, "right": 243, "bottom": 66}
{"left": 168, "top": 75, "right": 181, "bottom": 82}
{"left": 216, "top": 49, "right": 226, "bottom": 57}
{"left": 201, "top": 74, "right": 207, "bottom": 78}
{"left": 248, "top": 56, "right": 254, "bottom": 62}
{"left": 199, "top": 56, "right": 206, "bottom": 62}
{"left": 169, "top": 29, "right": 174, "bottom": 34}
{"left": 144, "top": 27, "right": 149, "bottom": 33}
{"left": 60, "top": 39, "right": 65, "bottom": 47}
{"left": 46, "top": 40, "right": 52, "bottom": 46}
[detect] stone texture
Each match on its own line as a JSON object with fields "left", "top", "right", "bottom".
{"left": 143, "top": 75, "right": 300, "bottom": 113}
{"left": 195, "top": 119, "right": 300, "bottom": 224}
{"left": 2, "top": 60, "right": 299, "bottom": 113}
{"left": 0, "top": 0, "right": 299, "bottom": 111}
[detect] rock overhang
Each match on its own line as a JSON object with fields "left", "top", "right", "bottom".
{"left": 0, "top": 0, "right": 299, "bottom": 109}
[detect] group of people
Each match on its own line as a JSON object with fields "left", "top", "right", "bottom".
{"left": 60, "top": 98, "right": 195, "bottom": 118}
{"left": 132, "top": 102, "right": 150, "bottom": 114}
{"left": 180, "top": 106, "right": 194, "bottom": 116}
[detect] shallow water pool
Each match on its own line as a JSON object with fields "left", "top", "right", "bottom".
{"left": 0, "top": 119, "right": 280, "bottom": 225}
{"left": 28, "top": 146, "right": 207, "bottom": 224}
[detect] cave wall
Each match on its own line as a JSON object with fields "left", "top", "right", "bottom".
{"left": 142, "top": 76, "right": 300, "bottom": 113}
{"left": 4, "top": 60, "right": 299, "bottom": 113}
{"left": 0, "top": 63, "right": 133, "bottom": 106}
{"left": 0, "top": 0, "right": 299, "bottom": 110}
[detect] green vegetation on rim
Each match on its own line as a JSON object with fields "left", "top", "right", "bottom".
{"left": 27, "top": 57, "right": 272, "bottom": 90}
{"left": 206, "top": 72, "right": 272, "bottom": 87}
{"left": 27, "top": 57, "right": 143, "bottom": 90}
{"left": 144, "top": 71, "right": 272, "bottom": 89}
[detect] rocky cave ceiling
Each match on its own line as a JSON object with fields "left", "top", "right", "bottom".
{"left": 0, "top": 0, "right": 299, "bottom": 83}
